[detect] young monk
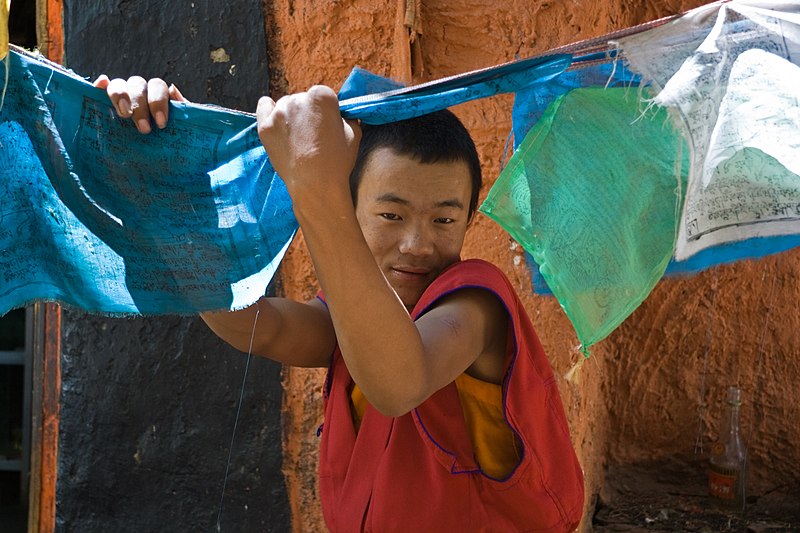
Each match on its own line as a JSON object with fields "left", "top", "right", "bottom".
{"left": 99, "top": 77, "right": 584, "bottom": 531}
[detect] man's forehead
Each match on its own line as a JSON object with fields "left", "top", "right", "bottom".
{"left": 361, "top": 163, "right": 469, "bottom": 200}
{"left": 362, "top": 147, "right": 415, "bottom": 169}
{"left": 361, "top": 147, "right": 470, "bottom": 182}
{"left": 373, "top": 192, "right": 465, "bottom": 210}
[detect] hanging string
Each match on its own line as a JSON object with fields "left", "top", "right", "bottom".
{"left": 499, "top": 128, "right": 514, "bottom": 173}
{"left": 694, "top": 271, "right": 718, "bottom": 455}
{"left": 215, "top": 306, "right": 260, "bottom": 532}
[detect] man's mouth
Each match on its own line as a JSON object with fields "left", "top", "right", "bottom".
{"left": 390, "top": 266, "right": 432, "bottom": 281}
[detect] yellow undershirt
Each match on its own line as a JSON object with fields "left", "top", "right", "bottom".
{"left": 350, "top": 374, "right": 521, "bottom": 479}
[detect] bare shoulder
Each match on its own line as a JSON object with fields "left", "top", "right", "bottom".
{"left": 418, "top": 287, "right": 510, "bottom": 384}
{"left": 305, "top": 295, "right": 330, "bottom": 314}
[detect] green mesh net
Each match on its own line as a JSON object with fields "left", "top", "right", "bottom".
{"left": 481, "top": 87, "right": 688, "bottom": 353}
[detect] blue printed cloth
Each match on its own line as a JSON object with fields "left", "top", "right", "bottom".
{"left": 0, "top": 49, "right": 569, "bottom": 316}
{"left": 0, "top": 50, "right": 294, "bottom": 315}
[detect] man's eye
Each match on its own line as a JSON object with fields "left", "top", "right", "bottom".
{"left": 434, "top": 217, "right": 455, "bottom": 224}
{"left": 381, "top": 213, "right": 401, "bottom": 221}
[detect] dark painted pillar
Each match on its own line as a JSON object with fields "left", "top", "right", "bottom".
{"left": 63, "top": 0, "right": 270, "bottom": 109}
{"left": 57, "top": 1, "right": 290, "bottom": 531}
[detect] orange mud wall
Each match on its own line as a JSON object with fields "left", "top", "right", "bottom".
{"left": 262, "top": 1, "right": 800, "bottom": 530}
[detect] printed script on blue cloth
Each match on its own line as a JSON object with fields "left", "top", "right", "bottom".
{"left": 0, "top": 50, "right": 296, "bottom": 315}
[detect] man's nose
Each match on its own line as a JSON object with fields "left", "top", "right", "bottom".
{"left": 398, "top": 224, "right": 434, "bottom": 256}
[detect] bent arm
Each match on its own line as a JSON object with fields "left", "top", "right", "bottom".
{"left": 200, "top": 296, "right": 336, "bottom": 368}
{"left": 301, "top": 211, "right": 507, "bottom": 415}
{"left": 256, "top": 87, "right": 507, "bottom": 414}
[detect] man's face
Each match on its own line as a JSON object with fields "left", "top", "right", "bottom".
{"left": 355, "top": 147, "right": 473, "bottom": 310}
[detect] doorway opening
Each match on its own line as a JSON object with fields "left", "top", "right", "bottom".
{"left": 0, "top": 308, "right": 30, "bottom": 533}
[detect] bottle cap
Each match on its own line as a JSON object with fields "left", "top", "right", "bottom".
{"left": 727, "top": 386, "right": 742, "bottom": 406}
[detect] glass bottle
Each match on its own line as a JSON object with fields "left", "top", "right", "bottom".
{"left": 708, "top": 386, "right": 746, "bottom": 511}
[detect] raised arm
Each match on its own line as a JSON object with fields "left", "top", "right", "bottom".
{"left": 98, "top": 76, "right": 337, "bottom": 368}
{"left": 256, "top": 87, "right": 508, "bottom": 416}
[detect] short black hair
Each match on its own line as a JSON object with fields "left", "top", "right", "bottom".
{"left": 349, "top": 109, "right": 482, "bottom": 217}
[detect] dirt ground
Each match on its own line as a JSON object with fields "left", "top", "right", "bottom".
{"left": 593, "top": 456, "right": 800, "bottom": 533}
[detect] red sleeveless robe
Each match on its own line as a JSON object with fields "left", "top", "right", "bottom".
{"left": 319, "top": 259, "right": 584, "bottom": 532}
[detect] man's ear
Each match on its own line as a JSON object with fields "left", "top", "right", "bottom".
{"left": 467, "top": 210, "right": 476, "bottom": 227}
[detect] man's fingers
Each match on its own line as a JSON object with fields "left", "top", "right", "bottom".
{"left": 146, "top": 78, "right": 170, "bottom": 129}
{"left": 102, "top": 75, "right": 184, "bottom": 133}
{"left": 106, "top": 77, "right": 133, "bottom": 118}
{"left": 169, "top": 84, "right": 188, "bottom": 103}
{"left": 307, "top": 84, "right": 338, "bottom": 104}
{"left": 126, "top": 76, "right": 151, "bottom": 134}
{"left": 345, "top": 118, "right": 362, "bottom": 146}
{"left": 93, "top": 74, "right": 110, "bottom": 90}
{"left": 256, "top": 96, "right": 279, "bottom": 144}
{"left": 256, "top": 96, "right": 277, "bottom": 120}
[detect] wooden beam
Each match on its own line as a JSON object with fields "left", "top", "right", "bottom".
{"left": 35, "top": 0, "right": 62, "bottom": 64}
{"left": 27, "top": 303, "right": 61, "bottom": 533}
{"left": 28, "top": 3, "right": 64, "bottom": 530}
{"left": 39, "top": 303, "right": 60, "bottom": 533}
